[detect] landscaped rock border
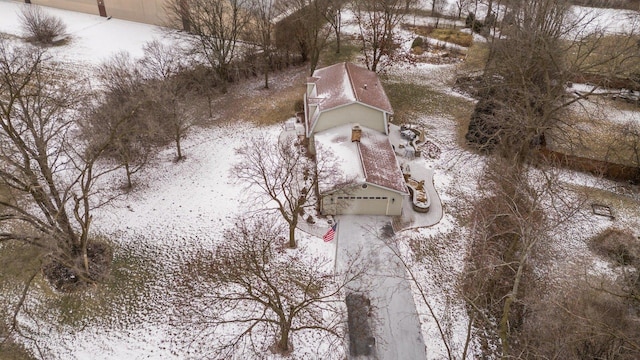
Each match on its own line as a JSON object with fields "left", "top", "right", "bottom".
{"left": 403, "top": 166, "right": 430, "bottom": 213}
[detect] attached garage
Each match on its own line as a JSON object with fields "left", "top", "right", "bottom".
{"left": 315, "top": 124, "right": 408, "bottom": 216}
{"left": 321, "top": 184, "right": 405, "bottom": 216}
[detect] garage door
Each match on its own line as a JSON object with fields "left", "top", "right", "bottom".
{"left": 335, "top": 196, "right": 390, "bottom": 215}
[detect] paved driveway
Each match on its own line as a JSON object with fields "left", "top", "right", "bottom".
{"left": 335, "top": 215, "right": 426, "bottom": 360}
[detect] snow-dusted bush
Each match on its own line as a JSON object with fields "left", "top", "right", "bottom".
{"left": 590, "top": 228, "right": 640, "bottom": 266}
{"left": 411, "top": 36, "right": 424, "bottom": 49}
{"left": 19, "top": 5, "right": 67, "bottom": 44}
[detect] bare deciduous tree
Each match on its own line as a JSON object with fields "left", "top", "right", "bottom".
{"left": 521, "top": 269, "right": 640, "bottom": 359}
{"left": 234, "top": 135, "right": 320, "bottom": 248}
{"left": 466, "top": 0, "right": 640, "bottom": 162}
{"left": 140, "top": 40, "right": 198, "bottom": 161}
{"left": 172, "top": 217, "right": 364, "bottom": 358}
{"left": 167, "top": 0, "right": 252, "bottom": 93}
{"left": 351, "top": 0, "right": 415, "bottom": 72}
{"left": 277, "top": 0, "right": 332, "bottom": 74}
{"left": 454, "top": 0, "right": 472, "bottom": 19}
{"left": 432, "top": 0, "right": 448, "bottom": 28}
{"left": 86, "top": 52, "right": 156, "bottom": 188}
{"left": 323, "top": 0, "right": 346, "bottom": 54}
{"left": 462, "top": 157, "right": 583, "bottom": 358}
{"left": 0, "top": 41, "right": 119, "bottom": 288}
{"left": 250, "top": 0, "right": 276, "bottom": 88}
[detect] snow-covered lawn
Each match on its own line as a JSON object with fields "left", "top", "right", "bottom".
{"left": 0, "top": 0, "right": 174, "bottom": 66}
{"left": 0, "top": 2, "right": 339, "bottom": 358}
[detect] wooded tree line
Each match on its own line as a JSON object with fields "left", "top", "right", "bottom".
{"left": 460, "top": 0, "right": 640, "bottom": 358}
{"left": 169, "top": 0, "right": 420, "bottom": 78}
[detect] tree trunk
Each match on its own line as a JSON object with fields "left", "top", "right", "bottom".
{"left": 125, "top": 162, "right": 133, "bottom": 188}
{"left": 278, "top": 322, "right": 291, "bottom": 351}
{"left": 288, "top": 220, "right": 297, "bottom": 248}
{"left": 310, "top": 50, "right": 320, "bottom": 75}
{"left": 175, "top": 127, "right": 183, "bottom": 160}
{"left": 335, "top": 21, "right": 341, "bottom": 54}
{"left": 499, "top": 239, "right": 533, "bottom": 358}
{"left": 218, "top": 64, "right": 229, "bottom": 94}
{"left": 264, "top": 52, "right": 270, "bottom": 89}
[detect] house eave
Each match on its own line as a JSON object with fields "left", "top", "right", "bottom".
{"left": 320, "top": 181, "right": 408, "bottom": 197}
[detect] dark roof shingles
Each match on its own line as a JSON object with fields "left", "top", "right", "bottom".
{"left": 310, "top": 62, "right": 393, "bottom": 114}
{"left": 359, "top": 130, "right": 407, "bottom": 194}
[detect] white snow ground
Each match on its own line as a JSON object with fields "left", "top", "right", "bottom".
{"left": 0, "top": 1, "right": 174, "bottom": 66}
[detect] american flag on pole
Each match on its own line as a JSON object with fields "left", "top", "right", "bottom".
{"left": 323, "top": 222, "right": 337, "bottom": 242}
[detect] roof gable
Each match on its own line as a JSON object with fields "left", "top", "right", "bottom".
{"left": 345, "top": 63, "right": 393, "bottom": 114}
{"left": 308, "top": 62, "right": 393, "bottom": 114}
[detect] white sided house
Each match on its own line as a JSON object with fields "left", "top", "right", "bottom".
{"left": 303, "top": 62, "right": 408, "bottom": 216}
{"left": 304, "top": 62, "right": 394, "bottom": 153}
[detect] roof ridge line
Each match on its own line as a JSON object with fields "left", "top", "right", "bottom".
{"left": 344, "top": 62, "right": 359, "bottom": 102}
{"left": 356, "top": 141, "right": 368, "bottom": 182}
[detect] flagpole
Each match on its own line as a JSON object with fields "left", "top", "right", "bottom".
{"left": 333, "top": 220, "right": 339, "bottom": 275}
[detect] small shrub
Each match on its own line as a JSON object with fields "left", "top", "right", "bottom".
{"left": 522, "top": 282, "right": 640, "bottom": 359}
{"left": 464, "top": 13, "right": 484, "bottom": 34}
{"left": 465, "top": 13, "right": 475, "bottom": 28}
{"left": 19, "top": 5, "right": 67, "bottom": 44}
{"left": 294, "top": 99, "right": 304, "bottom": 113}
{"left": 411, "top": 37, "right": 424, "bottom": 49}
{"left": 430, "top": 29, "right": 473, "bottom": 48}
{"left": 412, "top": 46, "right": 424, "bottom": 55}
{"left": 472, "top": 20, "right": 484, "bottom": 34}
{"left": 590, "top": 228, "right": 640, "bottom": 266}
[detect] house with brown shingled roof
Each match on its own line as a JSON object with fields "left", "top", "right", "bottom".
{"left": 304, "top": 62, "right": 394, "bottom": 153}
{"left": 303, "top": 62, "right": 408, "bottom": 216}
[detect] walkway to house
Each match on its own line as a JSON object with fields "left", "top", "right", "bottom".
{"left": 388, "top": 124, "right": 444, "bottom": 231}
{"left": 335, "top": 215, "right": 427, "bottom": 360}
{"left": 394, "top": 165, "right": 443, "bottom": 231}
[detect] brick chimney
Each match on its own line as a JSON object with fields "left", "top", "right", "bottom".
{"left": 351, "top": 124, "right": 362, "bottom": 142}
